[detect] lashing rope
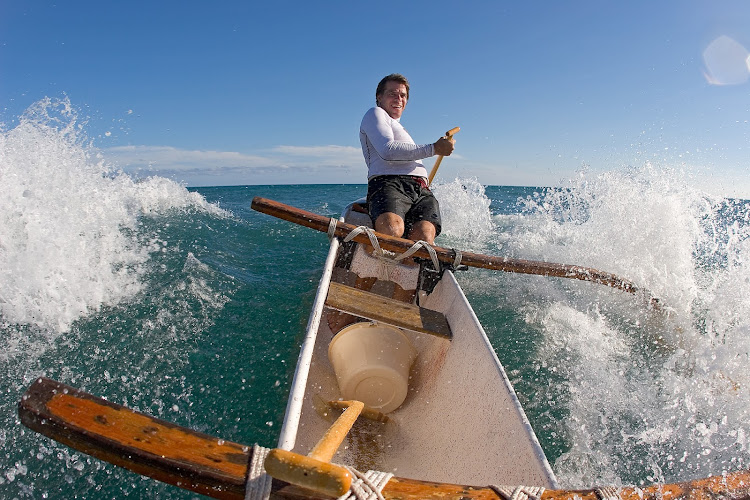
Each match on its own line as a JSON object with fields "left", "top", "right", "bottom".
{"left": 342, "top": 225, "right": 395, "bottom": 280}
{"left": 393, "top": 239, "right": 440, "bottom": 270}
{"left": 329, "top": 220, "right": 466, "bottom": 287}
{"left": 342, "top": 225, "right": 385, "bottom": 255}
{"left": 339, "top": 468, "right": 394, "bottom": 500}
{"left": 452, "top": 248, "right": 463, "bottom": 269}
{"left": 245, "top": 444, "right": 272, "bottom": 500}
{"left": 328, "top": 216, "right": 339, "bottom": 241}
{"left": 490, "top": 484, "right": 546, "bottom": 500}
{"left": 329, "top": 218, "right": 464, "bottom": 272}
{"left": 595, "top": 486, "right": 622, "bottom": 500}
{"left": 338, "top": 222, "right": 442, "bottom": 268}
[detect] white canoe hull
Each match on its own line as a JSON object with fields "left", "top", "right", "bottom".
{"left": 278, "top": 202, "right": 558, "bottom": 488}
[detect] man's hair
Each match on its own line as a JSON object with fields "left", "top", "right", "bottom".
{"left": 376, "top": 73, "right": 410, "bottom": 101}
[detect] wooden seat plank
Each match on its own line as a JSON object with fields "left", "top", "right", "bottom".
{"left": 325, "top": 281, "right": 452, "bottom": 339}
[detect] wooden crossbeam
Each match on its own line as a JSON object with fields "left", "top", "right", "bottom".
{"left": 325, "top": 281, "right": 452, "bottom": 339}
{"left": 19, "top": 377, "right": 750, "bottom": 500}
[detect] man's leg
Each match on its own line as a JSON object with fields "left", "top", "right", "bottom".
{"left": 407, "top": 220, "right": 437, "bottom": 245}
{"left": 375, "top": 212, "right": 405, "bottom": 238}
{"left": 375, "top": 213, "right": 437, "bottom": 244}
{"left": 375, "top": 212, "right": 420, "bottom": 304}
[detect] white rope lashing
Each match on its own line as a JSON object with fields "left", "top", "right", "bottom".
{"left": 342, "top": 225, "right": 396, "bottom": 280}
{"left": 338, "top": 468, "right": 394, "bottom": 500}
{"left": 341, "top": 223, "right": 441, "bottom": 269}
{"left": 595, "top": 486, "right": 622, "bottom": 500}
{"left": 245, "top": 444, "right": 272, "bottom": 500}
{"left": 394, "top": 239, "right": 440, "bottom": 270}
{"left": 490, "top": 484, "right": 546, "bottom": 500}
{"left": 342, "top": 225, "right": 384, "bottom": 255}
{"left": 452, "top": 249, "right": 463, "bottom": 269}
{"left": 330, "top": 219, "right": 464, "bottom": 273}
{"left": 328, "top": 216, "right": 339, "bottom": 240}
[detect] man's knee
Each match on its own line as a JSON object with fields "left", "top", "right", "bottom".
{"left": 408, "top": 221, "right": 437, "bottom": 244}
{"left": 375, "top": 212, "right": 405, "bottom": 237}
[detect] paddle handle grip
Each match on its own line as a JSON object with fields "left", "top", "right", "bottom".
{"left": 264, "top": 448, "right": 352, "bottom": 497}
{"left": 428, "top": 126, "right": 460, "bottom": 186}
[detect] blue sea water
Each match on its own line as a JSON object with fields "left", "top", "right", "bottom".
{"left": 3, "top": 99, "right": 750, "bottom": 498}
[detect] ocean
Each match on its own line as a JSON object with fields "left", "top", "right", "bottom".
{"left": 2, "top": 99, "right": 750, "bottom": 498}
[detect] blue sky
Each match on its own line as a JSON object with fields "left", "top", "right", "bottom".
{"left": 2, "top": 1, "right": 749, "bottom": 197}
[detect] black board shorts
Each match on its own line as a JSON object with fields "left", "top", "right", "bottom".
{"left": 367, "top": 175, "right": 442, "bottom": 237}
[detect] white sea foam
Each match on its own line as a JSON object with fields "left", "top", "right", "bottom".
{"left": 503, "top": 166, "right": 750, "bottom": 485}
{"left": 431, "top": 167, "right": 750, "bottom": 486}
{"left": 0, "top": 97, "right": 222, "bottom": 334}
{"left": 433, "top": 177, "right": 494, "bottom": 249}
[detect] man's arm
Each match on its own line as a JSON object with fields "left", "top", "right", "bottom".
{"left": 360, "top": 107, "right": 435, "bottom": 162}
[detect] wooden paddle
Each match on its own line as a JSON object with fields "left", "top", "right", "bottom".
{"left": 251, "top": 196, "right": 659, "bottom": 304}
{"left": 427, "top": 126, "right": 460, "bottom": 186}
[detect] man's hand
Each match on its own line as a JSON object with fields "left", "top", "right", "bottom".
{"left": 434, "top": 136, "right": 455, "bottom": 156}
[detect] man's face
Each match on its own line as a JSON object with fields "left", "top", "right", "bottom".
{"left": 377, "top": 81, "right": 408, "bottom": 119}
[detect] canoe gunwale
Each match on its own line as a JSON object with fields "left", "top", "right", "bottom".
{"left": 276, "top": 214, "right": 343, "bottom": 451}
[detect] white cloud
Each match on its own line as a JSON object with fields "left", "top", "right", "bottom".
{"left": 101, "top": 144, "right": 750, "bottom": 199}
{"left": 102, "top": 144, "right": 365, "bottom": 186}
{"left": 271, "top": 144, "right": 361, "bottom": 160}
{"left": 105, "top": 145, "right": 273, "bottom": 168}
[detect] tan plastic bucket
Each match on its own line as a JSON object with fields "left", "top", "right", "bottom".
{"left": 328, "top": 322, "right": 417, "bottom": 413}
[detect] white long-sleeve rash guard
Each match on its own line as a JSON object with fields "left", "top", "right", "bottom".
{"left": 359, "top": 106, "right": 435, "bottom": 180}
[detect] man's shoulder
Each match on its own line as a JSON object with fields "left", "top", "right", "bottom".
{"left": 362, "top": 107, "right": 401, "bottom": 136}
{"left": 362, "top": 106, "right": 391, "bottom": 122}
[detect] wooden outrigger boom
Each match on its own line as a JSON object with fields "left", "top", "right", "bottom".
{"left": 18, "top": 377, "right": 750, "bottom": 499}
{"left": 250, "top": 197, "right": 646, "bottom": 297}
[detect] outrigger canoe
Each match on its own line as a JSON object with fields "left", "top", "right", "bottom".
{"left": 17, "top": 197, "right": 750, "bottom": 499}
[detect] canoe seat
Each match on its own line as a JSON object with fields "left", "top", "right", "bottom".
{"left": 325, "top": 281, "right": 452, "bottom": 340}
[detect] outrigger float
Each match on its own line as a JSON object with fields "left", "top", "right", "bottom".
{"left": 18, "top": 197, "right": 750, "bottom": 499}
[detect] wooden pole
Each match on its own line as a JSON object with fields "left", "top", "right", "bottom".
{"left": 427, "top": 126, "right": 460, "bottom": 186}
{"left": 251, "top": 196, "right": 657, "bottom": 302}
{"left": 308, "top": 401, "right": 363, "bottom": 462}
{"left": 19, "top": 377, "right": 750, "bottom": 500}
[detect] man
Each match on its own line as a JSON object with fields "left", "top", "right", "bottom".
{"left": 360, "top": 73, "right": 454, "bottom": 244}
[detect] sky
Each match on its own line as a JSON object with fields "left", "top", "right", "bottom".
{"left": 2, "top": 1, "right": 749, "bottom": 197}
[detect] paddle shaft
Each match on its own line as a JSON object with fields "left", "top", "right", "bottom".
{"left": 250, "top": 197, "right": 640, "bottom": 295}
{"left": 427, "top": 126, "right": 460, "bottom": 186}
{"left": 309, "top": 401, "right": 363, "bottom": 462}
